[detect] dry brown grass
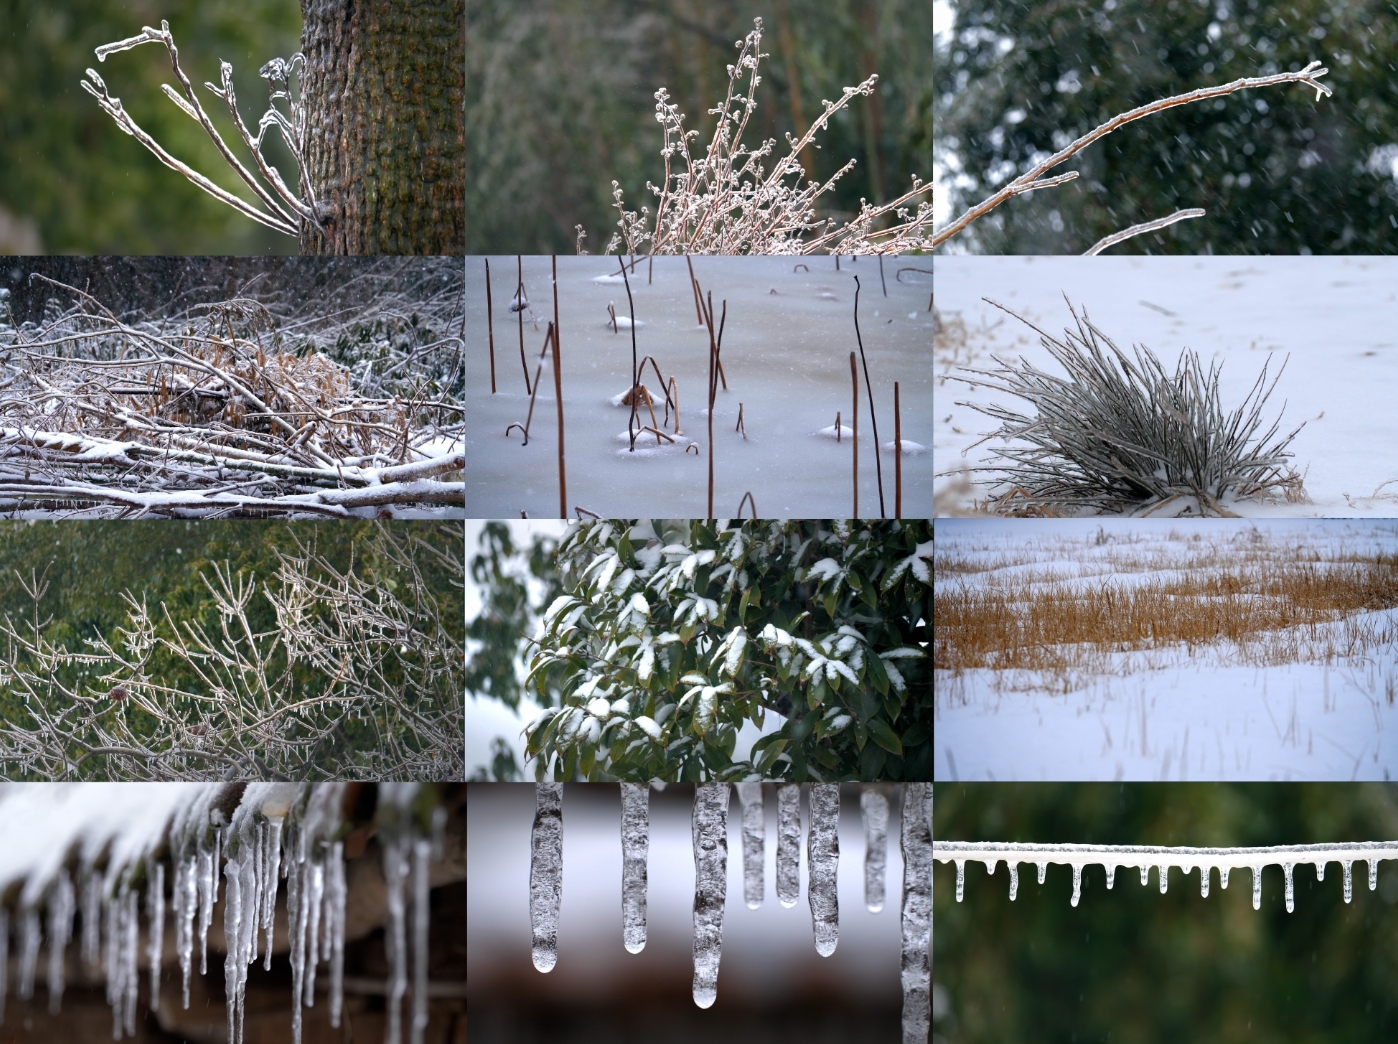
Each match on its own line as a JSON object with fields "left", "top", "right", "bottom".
{"left": 935, "top": 540, "right": 1398, "bottom": 678}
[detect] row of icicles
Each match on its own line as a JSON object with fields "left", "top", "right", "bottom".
{"left": 528, "top": 782, "right": 933, "bottom": 1044}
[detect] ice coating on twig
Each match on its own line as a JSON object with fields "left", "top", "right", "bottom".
{"left": 935, "top": 840, "right": 1398, "bottom": 911}
{"left": 530, "top": 783, "right": 564, "bottom": 973}
{"left": 807, "top": 784, "right": 840, "bottom": 956}
{"left": 776, "top": 783, "right": 801, "bottom": 908}
{"left": 901, "top": 784, "right": 932, "bottom": 1044}
{"left": 620, "top": 784, "right": 650, "bottom": 952}
{"left": 861, "top": 787, "right": 888, "bottom": 913}
{"left": 736, "top": 782, "right": 764, "bottom": 909}
{"left": 691, "top": 783, "right": 730, "bottom": 1009}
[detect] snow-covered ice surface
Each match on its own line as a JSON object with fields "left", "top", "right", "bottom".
{"left": 933, "top": 256, "right": 1398, "bottom": 516}
{"left": 465, "top": 256, "right": 932, "bottom": 517}
{"left": 935, "top": 518, "right": 1398, "bottom": 780}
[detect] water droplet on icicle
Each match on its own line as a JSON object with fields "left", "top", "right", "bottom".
{"left": 1284, "top": 863, "right": 1295, "bottom": 913}
{"left": 620, "top": 783, "right": 650, "bottom": 952}
{"left": 691, "top": 783, "right": 730, "bottom": 1008}
{"left": 776, "top": 783, "right": 801, "bottom": 908}
{"left": 901, "top": 785, "right": 932, "bottom": 1044}
{"left": 1251, "top": 866, "right": 1262, "bottom": 910}
{"left": 530, "top": 783, "right": 564, "bottom": 973}
{"left": 1070, "top": 864, "right": 1083, "bottom": 907}
{"left": 807, "top": 784, "right": 839, "bottom": 957}
{"left": 860, "top": 786, "right": 888, "bottom": 914}
{"left": 736, "top": 782, "right": 764, "bottom": 911}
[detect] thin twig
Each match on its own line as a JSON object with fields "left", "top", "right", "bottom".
{"left": 1084, "top": 209, "right": 1207, "bottom": 256}
{"left": 852, "top": 275, "right": 885, "bottom": 517}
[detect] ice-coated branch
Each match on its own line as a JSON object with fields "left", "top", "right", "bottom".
{"left": 936, "top": 840, "right": 1398, "bottom": 912}
{"left": 80, "top": 20, "right": 318, "bottom": 237}
{"left": 1083, "top": 208, "right": 1207, "bottom": 256}
{"left": 933, "top": 62, "right": 1332, "bottom": 249}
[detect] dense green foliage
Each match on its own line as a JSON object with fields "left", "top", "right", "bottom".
{"left": 1, "top": 0, "right": 301, "bottom": 253}
{"left": 935, "top": 784, "right": 1398, "bottom": 1042}
{"left": 522, "top": 519, "right": 931, "bottom": 781}
{"left": 934, "top": 0, "right": 1398, "bottom": 253}
{"left": 465, "top": 0, "right": 933, "bottom": 253}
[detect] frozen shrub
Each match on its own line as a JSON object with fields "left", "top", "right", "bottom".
{"left": 952, "top": 300, "right": 1306, "bottom": 516}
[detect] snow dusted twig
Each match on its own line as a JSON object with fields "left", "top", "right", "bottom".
{"left": 80, "top": 20, "right": 319, "bottom": 237}
{"left": 933, "top": 62, "right": 1332, "bottom": 249}
{"left": 1083, "top": 208, "right": 1207, "bottom": 256}
{"left": 609, "top": 18, "right": 932, "bottom": 256}
{"left": 937, "top": 840, "right": 1398, "bottom": 912}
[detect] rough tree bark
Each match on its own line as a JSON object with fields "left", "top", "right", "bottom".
{"left": 299, "top": 0, "right": 465, "bottom": 255}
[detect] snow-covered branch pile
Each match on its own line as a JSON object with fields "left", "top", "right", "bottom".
{"left": 0, "top": 782, "right": 458, "bottom": 1044}
{"left": 527, "top": 782, "right": 932, "bottom": 1042}
{"left": 936, "top": 839, "right": 1398, "bottom": 912}
{"left": 0, "top": 275, "right": 463, "bottom": 518}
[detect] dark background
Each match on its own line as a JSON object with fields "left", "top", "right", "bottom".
{"left": 0, "top": 0, "right": 302, "bottom": 254}
{"left": 933, "top": 783, "right": 1398, "bottom": 1043}
{"left": 933, "top": 0, "right": 1398, "bottom": 253}
{"left": 465, "top": 0, "right": 933, "bottom": 254}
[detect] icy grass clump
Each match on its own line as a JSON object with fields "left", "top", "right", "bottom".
{"left": 953, "top": 299, "right": 1306, "bottom": 516}
{"left": 936, "top": 840, "right": 1398, "bottom": 914}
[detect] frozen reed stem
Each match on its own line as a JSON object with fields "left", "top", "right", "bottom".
{"left": 518, "top": 325, "right": 555, "bottom": 447}
{"left": 704, "top": 292, "right": 718, "bottom": 518}
{"left": 737, "top": 491, "right": 757, "bottom": 519}
{"left": 622, "top": 263, "right": 640, "bottom": 452}
{"left": 485, "top": 259, "right": 496, "bottom": 394}
{"left": 894, "top": 382, "right": 902, "bottom": 519}
{"left": 852, "top": 276, "right": 885, "bottom": 517}
{"left": 516, "top": 255, "right": 530, "bottom": 395}
{"left": 552, "top": 322, "right": 566, "bottom": 521}
{"left": 850, "top": 352, "right": 859, "bottom": 518}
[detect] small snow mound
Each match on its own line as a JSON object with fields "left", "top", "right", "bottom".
{"left": 591, "top": 273, "right": 627, "bottom": 283}
{"left": 603, "top": 315, "right": 644, "bottom": 329}
{"left": 883, "top": 439, "right": 927, "bottom": 455}
{"left": 814, "top": 424, "right": 855, "bottom": 440}
{"left": 818, "top": 291, "right": 839, "bottom": 301}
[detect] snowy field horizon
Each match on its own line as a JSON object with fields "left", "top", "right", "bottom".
{"left": 934, "top": 256, "right": 1398, "bottom": 517}
{"left": 934, "top": 518, "right": 1398, "bottom": 781}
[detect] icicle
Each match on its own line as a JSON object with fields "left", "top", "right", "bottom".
{"left": 47, "top": 872, "right": 75, "bottom": 1014}
{"left": 383, "top": 835, "right": 410, "bottom": 1044}
{"left": 1200, "top": 866, "right": 1210, "bottom": 898}
{"left": 736, "top": 782, "right": 764, "bottom": 910}
{"left": 17, "top": 907, "right": 39, "bottom": 1000}
{"left": 1344, "top": 860, "right": 1354, "bottom": 902}
{"left": 1284, "top": 863, "right": 1295, "bottom": 912}
{"left": 1370, "top": 859, "right": 1379, "bottom": 891}
{"left": 197, "top": 836, "right": 215, "bottom": 977}
{"left": 1106, "top": 864, "right": 1116, "bottom": 889}
{"left": 82, "top": 871, "right": 101, "bottom": 969}
{"left": 122, "top": 887, "right": 138, "bottom": 1039}
{"left": 412, "top": 838, "right": 432, "bottom": 1044}
{"left": 1251, "top": 865, "right": 1262, "bottom": 910}
{"left": 1008, "top": 862, "right": 1019, "bottom": 900}
{"left": 808, "top": 784, "right": 839, "bottom": 957}
{"left": 1220, "top": 866, "right": 1231, "bottom": 889}
{"left": 0, "top": 907, "right": 8, "bottom": 1024}
{"left": 776, "top": 783, "right": 801, "bottom": 908}
{"left": 145, "top": 863, "right": 164, "bottom": 1015}
{"left": 1315, "top": 861, "right": 1326, "bottom": 882}
{"left": 954, "top": 860, "right": 964, "bottom": 902}
{"left": 691, "top": 782, "right": 729, "bottom": 1009}
{"left": 620, "top": 783, "right": 650, "bottom": 952}
{"left": 288, "top": 834, "right": 305, "bottom": 1044}
{"left": 900, "top": 784, "right": 932, "bottom": 1044}
{"left": 861, "top": 786, "right": 888, "bottom": 913}
{"left": 224, "top": 857, "right": 244, "bottom": 1044}
{"left": 1158, "top": 865, "right": 1168, "bottom": 894}
{"left": 1138, "top": 865, "right": 1148, "bottom": 887}
{"left": 529, "top": 783, "right": 564, "bottom": 973}
{"left": 175, "top": 854, "right": 197, "bottom": 1008}
{"left": 303, "top": 860, "right": 324, "bottom": 1007}
{"left": 324, "top": 841, "right": 346, "bottom": 1029}
{"left": 1070, "top": 864, "right": 1083, "bottom": 907}
{"left": 1036, "top": 862, "right": 1046, "bottom": 885}
{"left": 262, "top": 817, "right": 284, "bottom": 972}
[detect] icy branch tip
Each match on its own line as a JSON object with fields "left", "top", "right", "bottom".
{"left": 94, "top": 25, "right": 169, "bottom": 62}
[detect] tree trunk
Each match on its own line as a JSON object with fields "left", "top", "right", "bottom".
{"left": 299, "top": 0, "right": 464, "bottom": 255}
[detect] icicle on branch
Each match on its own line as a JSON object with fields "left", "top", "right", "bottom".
{"left": 807, "top": 784, "right": 840, "bottom": 957}
{"left": 936, "top": 839, "right": 1398, "bottom": 912}
{"left": 736, "top": 782, "right": 765, "bottom": 910}
{"left": 776, "top": 783, "right": 802, "bottom": 908}
{"left": 691, "top": 783, "right": 729, "bottom": 1009}
{"left": 80, "top": 20, "right": 319, "bottom": 237}
{"left": 861, "top": 786, "right": 889, "bottom": 914}
{"left": 933, "top": 62, "right": 1332, "bottom": 249}
{"left": 620, "top": 784, "right": 650, "bottom": 954}
{"left": 530, "top": 784, "right": 564, "bottom": 974}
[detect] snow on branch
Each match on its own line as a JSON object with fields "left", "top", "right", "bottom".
{"left": 81, "top": 20, "right": 318, "bottom": 237}
{"left": 933, "top": 62, "right": 1332, "bottom": 250}
{"left": 0, "top": 277, "right": 463, "bottom": 518}
{"left": 608, "top": 18, "right": 932, "bottom": 256}
{"left": 937, "top": 840, "right": 1398, "bottom": 912}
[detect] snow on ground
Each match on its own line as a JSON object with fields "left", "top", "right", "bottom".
{"left": 933, "top": 256, "right": 1398, "bottom": 516}
{"left": 935, "top": 518, "right": 1398, "bottom": 781}
{"left": 465, "top": 256, "right": 933, "bottom": 518}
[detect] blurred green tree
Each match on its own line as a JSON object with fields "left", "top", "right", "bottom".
{"left": 934, "top": 784, "right": 1398, "bottom": 1042}
{"left": 934, "top": 0, "right": 1398, "bottom": 254}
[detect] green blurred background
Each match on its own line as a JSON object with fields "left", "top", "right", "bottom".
{"left": 933, "top": 0, "right": 1398, "bottom": 254}
{"left": 0, "top": 0, "right": 302, "bottom": 254}
{"left": 934, "top": 784, "right": 1398, "bottom": 1043}
{"left": 465, "top": 0, "right": 933, "bottom": 254}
